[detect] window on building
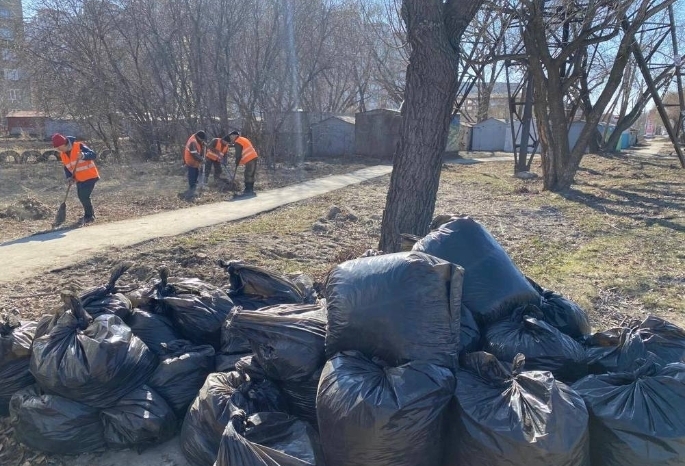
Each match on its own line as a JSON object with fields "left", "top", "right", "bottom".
{"left": 4, "top": 68, "right": 19, "bottom": 80}
{"left": 8, "top": 88, "right": 19, "bottom": 102}
{"left": 2, "top": 49, "right": 15, "bottom": 61}
{"left": 0, "top": 28, "right": 13, "bottom": 40}
{"left": 0, "top": 9, "right": 11, "bottom": 19}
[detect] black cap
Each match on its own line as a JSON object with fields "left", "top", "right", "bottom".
{"left": 229, "top": 130, "right": 240, "bottom": 137}
{"left": 196, "top": 130, "right": 206, "bottom": 141}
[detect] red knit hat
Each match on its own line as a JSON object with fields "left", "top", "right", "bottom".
{"left": 52, "top": 133, "right": 68, "bottom": 148}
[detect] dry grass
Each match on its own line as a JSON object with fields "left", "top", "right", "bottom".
{"left": 0, "top": 157, "right": 383, "bottom": 243}
{"left": 2, "top": 148, "right": 684, "bottom": 331}
{"left": 1, "top": 146, "right": 685, "bottom": 466}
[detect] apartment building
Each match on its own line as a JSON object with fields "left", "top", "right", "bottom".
{"left": 0, "top": 0, "right": 31, "bottom": 126}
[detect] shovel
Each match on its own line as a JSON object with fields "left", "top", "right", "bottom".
{"left": 225, "top": 164, "right": 241, "bottom": 193}
{"left": 53, "top": 181, "right": 73, "bottom": 227}
{"left": 198, "top": 145, "right": 207, "bottom": 195}
{"left": 53, "top": 153, "right": 82, "bottom": 227}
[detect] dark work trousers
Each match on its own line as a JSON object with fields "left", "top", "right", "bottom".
{"left": 243, "top": 159, "right": 257, "bottom": 184}
{"left": 204, "top": 159, "right": 223, "bottom": 181}
{"left": 76, "top": 177, "right": 98, "bottom": 219}
{"left": 187, "top": 166, "right": 200, "bottom": 190}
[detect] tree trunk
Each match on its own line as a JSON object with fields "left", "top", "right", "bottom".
{"left": 522, "top": 0, "right": 648, "bottom": 191}
{"left": 515, "top": 78, "right": 535, "bottom": 173}
{"left": 532, "top": 79, "right": 578, "bottom": 191}
{"left": 525, "top": 18, "right": 578, "bottom": 192}
{"left": 476, "top": 79, "right": 494, "bottom": 122}
{"left": 379, "top": 0, "right": 482, "bottom": 253}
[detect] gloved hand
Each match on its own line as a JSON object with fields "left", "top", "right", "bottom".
{"left": 66, "top": 177, "right": 75, "bottom": 186}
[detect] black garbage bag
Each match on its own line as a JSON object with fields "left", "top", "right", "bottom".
{"left": 229, "top": 308, "right": 326, "bottom": 382}
{"left": 413, "top": 216, "right": 540, "bottom": 324}
{"left": 325, "top": 251, "right": 462, "bottom": 367}
{"left": 153, "top": 268, "right": 235, "bottom": 349}
{"left": 229, "top": 307, "right": 324, "bottom": 423}
{"left": 484, "top": 306, "right": 587, "bottom": 382}
{"left": 10, "top": 385, "right": 106, "bottom": 454}
{"left": 101, "top": 385, "right": 177, "bottom": 450}
{"left": 216, "top": 352, "right": 251, "bottom": 372}
{"left": 219, "top": 304, "right": 325, "bottom": 366}
{"left": 573, "top": 358, "right": 685, "bottom": 466}
{"left": 221, "top": 260, "right": 313, "bottom": 307}
{"left": 263, "top": 303, "right": 326, "bottom": 320}
{"left": 215, "top": 412, "right": 323, "bottom": 466}
{"left": 289, "top": 273, "right": 317, "bottom": 305}
{"left": 278, "top": 369, "right": 321, "bottom": 426}
{"left": 317, "top": 351, "right": 454, "bottom": 466}
{"left": 221, "top": 303, "right": 325, "bottom": 357}
{"left": 460, "top": 305, "right": 481, "bottom": 354}
{"left": 235, "top": 354, "right": 267, "bottom": 380}
{"left": 220, "top": 307, "right": 252, "bottom": 356}
{"left": 34, "top": 314, "right": 56, "bottom": 340}
{"left": 125, "top": 308, "right": 183, "bottom": 355}
{"left": 445, "top": 352, "right": 590, "bottom": 466}
{"left": 636, "top": 315, "right": 685, "bottom": 363}
{"left": 582, "top": 326, "right": 654, "bottom": 374}
{"left": 80, "top": 262, "right": 134, "bottom": 320}
{"left": 83, "top": 293, "right": 132, "bottom": 320}
{"left": 0, "top": 318, "right": 36, "bottom": 416}
{"left": 148, "top": 340, "right": 215, "bottom": 417}
{"left": 181, "top": 371, "right": 286, "bottom": 466}
{"left": 30, "top": 293, "right": 158, "bottom": 408}
{"left": 526, "top": 277, "right": 591, "bottom": 338}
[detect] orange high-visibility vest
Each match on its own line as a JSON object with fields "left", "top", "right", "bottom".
{"left": 60, "top": 141, "right": 99, "bottom": 182}
{"left": 235, "top": 136, "right": 258, "bottom": 165}
{"left": 207, "top": 138, "right": 229, "bottom": 162}
{"left": 184, "top": 135, "right": 203, "bottom": 168}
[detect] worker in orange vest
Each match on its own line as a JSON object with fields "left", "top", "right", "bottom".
{"left": 52, "top": 133, "right": 99, "bottom": 225}
{"left": 229, "top": 131, "right": 259, "bottom": 197}
{"left": 205, "top": 135, "right": 231, "bottom": 184}
{"left": 182, "top": 130, "right": 207, "bottom": 198}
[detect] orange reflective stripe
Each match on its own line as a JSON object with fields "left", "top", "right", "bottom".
{"left": 74, "top": 161, "right": 96, "bottom": 172}
{"left": 207, "top": 138, "right": 228, "bottom": 161}
{"left": 60, "top": 141, "right": 99, "bottom": 181}
{"left": 206, "top": 139, "right": 222, "bottom": 161}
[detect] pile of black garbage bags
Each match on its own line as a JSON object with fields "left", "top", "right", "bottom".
{"left": 2, "top": 216, "right": 685, "bottom": 466}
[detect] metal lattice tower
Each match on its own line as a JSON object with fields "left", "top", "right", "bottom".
{"left": 503, "top": 1, "right": 685, "bottom": 168}
{"left": 621, "top": 3, "right": 685, "bottom": 164}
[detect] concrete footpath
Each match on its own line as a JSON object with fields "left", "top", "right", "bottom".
{"left": 0, "top": 165, "right": 391, "bottom": 285}
{"left": 0, "top": 156, "right": 513, "bottom": 285}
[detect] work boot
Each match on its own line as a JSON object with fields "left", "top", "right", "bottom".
{"left": 184, "top": 187, "right": 197, "bottom": 201}
{"left": 232, "top": 185, "right": 253, "bottom": 199}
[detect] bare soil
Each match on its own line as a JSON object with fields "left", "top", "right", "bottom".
{"left": 2, "top": 146, "right": 685, "bottom": 465}
{"left": 0, "top": 156, "right": 383, "bottom": 243}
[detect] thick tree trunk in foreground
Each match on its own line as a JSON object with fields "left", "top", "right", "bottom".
{"left": 379, "top": 0, "right": 482, "bottom": 252}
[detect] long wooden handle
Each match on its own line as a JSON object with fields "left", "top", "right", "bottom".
{"left": 62, "top": 153, "right": 83, "bottom": 201}
{"left": 62, "top": 182, "right": 72, "bottom": 203}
